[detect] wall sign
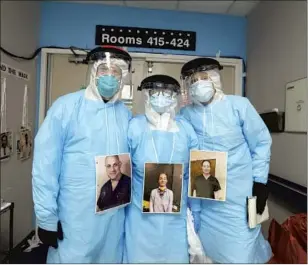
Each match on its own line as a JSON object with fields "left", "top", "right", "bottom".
{"left": 95, "top": 25, "right": 196, "bottom": 51}
{"left": 0, "top": 63, "right": 30, "bottom": 81}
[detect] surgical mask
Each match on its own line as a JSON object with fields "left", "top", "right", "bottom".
{"left": 97, "top": 75, "right": 119, "bottom": 98}
{"left": 150, "top": 94, "right": 175, "bottom": 114}
{"left": 190, "top": 80, "right": 215, "bottom": 103}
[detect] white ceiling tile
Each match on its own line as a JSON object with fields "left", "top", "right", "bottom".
{"left": 227, "top": 1, "right": 260, "bottom": 16}
{"left": 99, "top": 1, "right": 125, "bottom": 6}
{"left": 125, "top": 1, "right": 178, "bottom": 10}
{"left": 68, "top": 0, "right": 254, "bottom": 16}
{"left": 71, "top": 1, "right": 125, "bottom": 6}
{"left": 178, "top": 1, "right": 233, "bottom": 14}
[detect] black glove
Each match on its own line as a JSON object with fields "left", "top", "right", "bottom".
{"left": 252, "top": 182, "right": 269, "bottom": 214}
{"left": 38, "top": 221, "right": 63, "bottom": 249}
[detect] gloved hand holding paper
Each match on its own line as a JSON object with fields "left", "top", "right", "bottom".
{"left": 247, "top": 196, "right": 269, "bottom": 229}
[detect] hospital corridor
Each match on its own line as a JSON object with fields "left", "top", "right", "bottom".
{"left": 0, "top": 0, "right": 307, "bottom": 264}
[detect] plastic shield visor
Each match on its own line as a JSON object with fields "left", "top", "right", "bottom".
{"left": 85, "top": 56, "right": 132, "bottom": 99}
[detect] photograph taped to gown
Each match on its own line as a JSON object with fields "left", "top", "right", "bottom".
{"left": 0, "top": 131, "right": 13, "bottom": 161}
{"left": 16, "top": 127, "right": 32, "bottom": 161}
{"left": 95, "top": 153, "right": 132, "bottom": 214}
{"left": 189, "top": 150, "right": 227, "bottom": 201}
{"left": 143, "top": 163, "right": 184, "bottom": 214}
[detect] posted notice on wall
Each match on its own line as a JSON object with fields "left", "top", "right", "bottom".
{"left": 1, "top": 62, "right": 30, "bottom": 81}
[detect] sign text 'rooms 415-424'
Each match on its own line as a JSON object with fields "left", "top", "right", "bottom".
{"left": 95, "top": 25, "right": 196, "bottom": 51}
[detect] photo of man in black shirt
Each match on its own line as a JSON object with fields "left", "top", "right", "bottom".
{"left": 96, "top": 155, "right": 131, "bottom": 212}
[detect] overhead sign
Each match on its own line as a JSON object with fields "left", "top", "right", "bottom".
{"left": 1, "top": 62, "right": 30, "bottom": 81}
{"left": 95, "top": 25, "right": 196, "bottom": 51}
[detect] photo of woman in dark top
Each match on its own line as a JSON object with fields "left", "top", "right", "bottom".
{"left": 192, "top": 160, "right": 222, "bottom": 200}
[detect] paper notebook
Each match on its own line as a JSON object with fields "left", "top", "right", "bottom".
{"left": 247, "top": 196, "right": 269, "bottom": 229}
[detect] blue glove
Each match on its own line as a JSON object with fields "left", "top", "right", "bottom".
{"left": 192, "top": 211, "right": 201, "bottom": 233}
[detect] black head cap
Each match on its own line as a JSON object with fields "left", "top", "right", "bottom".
{"left": 137, "top": 75, "right": 180, "bottom": 93}
{"left": 181, "top": 58, "right": 223, "bottom": 79}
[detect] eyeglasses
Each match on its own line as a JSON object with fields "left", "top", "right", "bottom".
{"left": 148, "top": 89, "right": 174, "bottom": 97}
{"left": 96, "top": 64, "right": 122, "bottom": 79}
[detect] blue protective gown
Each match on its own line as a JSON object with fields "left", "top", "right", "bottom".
{"left": 123, "top": 115, "right": 198, "bottom": 263}
{"left": 32, "top": 90, "right": 132, "bottom": 263}
{"left": 180, "top": 95, "right": 272, "bottom": 263}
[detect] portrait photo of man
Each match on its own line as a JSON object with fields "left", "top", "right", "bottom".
{"left": 96, "top": 154, "right": 132, "bottom": 213}
{"left": 0, "top": 131, "right": 13, "bottom": 160}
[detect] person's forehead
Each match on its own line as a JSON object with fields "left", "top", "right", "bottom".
{"left": 106, "top": 156, "right": 119, "bottom": 164}
{"left": 159, "top": 174, "right": 167, "bottom": 178}
{"left": 192, "top": 71, "right": 210, "bottom": 79}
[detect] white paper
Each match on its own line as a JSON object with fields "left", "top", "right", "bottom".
{"left": 16, "top": 127, "right": 32, "bottom": 161}
{"left": 22, "top": 84, "right": 28, "bottom": 128}
{"left": 1, "top": 77, "right": 7, "bottom": 132}
{"left": 0, "top": 131, "right": 13, "bottom": 161}
{"left": 247, "top": 196, "right": 269, "bottom": 229}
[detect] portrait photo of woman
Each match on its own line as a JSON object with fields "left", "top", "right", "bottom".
{"left": 149, "top": 173, "right": 174, "bottom": 213}
{"left": 192, "top": 160, "right": 222, "bottom": 200}
{"left": 143, "top": 163, "right": 183, "bottom": 214}
{"left": 189, "top": 150, "right": 228, "bottom": 202}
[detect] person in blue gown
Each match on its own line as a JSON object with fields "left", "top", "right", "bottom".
{"left": 124, "top": 75, "right": 198, "bottom": 263}
{"left": 32, "top": 46, "right": 133, "bottom": 263}
{"left": 180, "top": 58, "right": 272, "bottom": 263}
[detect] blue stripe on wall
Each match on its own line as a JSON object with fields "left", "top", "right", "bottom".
{"left": 39, "top": 2, "right": 246, "bottom": 58}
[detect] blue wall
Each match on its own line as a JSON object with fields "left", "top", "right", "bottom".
{"left": 40, "top": 2, "right": 247, "bottom": 59}
{"left": 36, "top": 2, "right": 247, "bottom": 132}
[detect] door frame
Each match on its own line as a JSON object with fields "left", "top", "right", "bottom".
{"left": 39, "top": 48, "right": 243, "bottom": 127}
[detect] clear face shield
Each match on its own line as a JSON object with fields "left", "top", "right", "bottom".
{"left": 181, "top": 67, "right": 222, "bottom": 105}
{"left": 139, "top": 75, "right": 181, "bottom": 131}
{"left": 85, "top": 49, "right": 132, "bottom": 100}
{"left": 141, "top": 82, "right": 179, "bottom": 115}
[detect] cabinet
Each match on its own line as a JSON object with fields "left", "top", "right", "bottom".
{"left": 285, "top": 77, "right": 307, "bottom": 132}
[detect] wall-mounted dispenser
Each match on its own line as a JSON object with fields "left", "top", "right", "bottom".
{"left": 285, "top": 77, "right": 307, "bottom": 133}
{"left": 260, "top": 109, "right": 285, "bottom": 133}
